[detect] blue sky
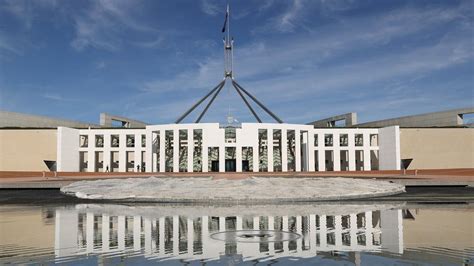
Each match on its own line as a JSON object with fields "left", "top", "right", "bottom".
{"left": 0, "top": 0, "right": 472, "bottom": 125}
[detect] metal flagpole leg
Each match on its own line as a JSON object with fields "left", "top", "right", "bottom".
{"left": 195, "top": 80, "right": 226, "bottom": 123}
{"left": 232, "top": 80, "right": 284, "bottom": 123}
{"left": 175, "top": 80, "right": 225, "bottom": 123}
{"left": 231, "top": 81, "right": 262, "bottom": 123}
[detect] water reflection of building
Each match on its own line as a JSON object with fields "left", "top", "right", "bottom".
{"left": 55, "top": 208, "right": 403, "bottom": 262}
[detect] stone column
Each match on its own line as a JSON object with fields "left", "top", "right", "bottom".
{"left": 253, "top": 144, "right": 259, "bottom": 172}
{"left": 300, "top": 132, "right": 308, "bottom": 172}
{"left": 333, "top": 133, "right": 341, "bottom": 171}
{"left": 236, "top": 146, "right": 242, "bottom": 172}
{"left": 202, "top": 146, "right": 209, "bottom": 172}
{"left": 268, "top": 129, "right": 274, "bottom": 172}
{"left": 363, "top": 133, "right": 371, "bottom": 171}
{"left": 146, "top": 129, "right": 153, "bottom": 172}
{"left": 219, "top": 146, "right": 225, "bottom": 173}
{"left": 348, "top": 132, "right": 356, "bottom": 171}
{"left": 159, "top": 131, "right": 166, "bottom": 172}
{"left": 308, "top": 132, "right": 315, "bottom": 172}
{"left": 119, "top": 133, "right": 127, "bottom": 172}
{"left": 134, "top": 133, "right": 142, "bottom": 172}
{"left": 87, "top": 147, "right": 95, "bottom": 172}
{"left": 295, "top": 130, "right": 301, "bottom": 171}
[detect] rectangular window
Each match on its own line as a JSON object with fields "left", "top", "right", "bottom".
{"left": 324, "top": 134, "right": 333, "bottom": 147}
{"left": 370, "top": 134, "right": 378, "bottom": 146}
{"left": 339, "top": 134, "right": 348, "bottom": 147}
{"left": 287, "top": 130, "right": 296, "bottom": 171}
{"left": 79, "top": 135, "right": 88, "bottom": 148}
{"left": 325, "top": 150, "right": 334, "bottom": 171}
{"left": 95, "top": 151, "right": 103, "bottom": 172}
{"left": 208, "top": 147, "right": 219, "bottom": 172}
{"left": 242, "top": 147, "right": 253, "bottom": 172}
{"left": 340, "top": 150, "right": 349, "bottom": 171}
{"left": 110, "top": 151, "right": 119, "bottom": 172}
{"left": 355, "top": 150, "right": 364, "bottom": 170}
{"left": 79, "top": 151, "right": 88, "bottom": 172}
{"left": 95, "top": 135, "right": 104, "bottom": 148}
{"left": 355, "top": 134, "right": 364, "bottom": 146}
{"left": 258, "top": 129, "right": 268, "bottom": 172}
{"left": 193, "top": 129, "right": 203, "bottom": 172}
{"left": 273, "top": 129, "right": 282, "bottom": 172}
{"left": 313, "top": 134, "right": 318, "bottom": 147}
{"left": 179, "top": 129, "right": 188, "bottom": 172}
{"left": 165, "top": 130, "right": 174, "bottom": 172}
{"left": 126, "top": 134, "right": 135, "bottom": 148}
{"left": 111, "top": 135, "right": 120, "bottom": 147}
{"left": 141, "top": 134, "right": 146, "bottom": 147}
{"left": 126, "top": 151, "right": 135, "bottom": 172}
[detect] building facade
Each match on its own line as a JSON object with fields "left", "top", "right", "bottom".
{"left": 57, "top": 123, "right": 400, "bottom": 173}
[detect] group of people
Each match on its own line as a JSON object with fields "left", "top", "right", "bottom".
{"left": 104, "top": 163, "right": 145, "bottom": 172}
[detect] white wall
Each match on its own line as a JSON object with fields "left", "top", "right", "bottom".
{"left": 57, "top": 127, "right": 79, "bottom": 171}
{"left": 379, "top": 126, "right": 401, "bottom": 170}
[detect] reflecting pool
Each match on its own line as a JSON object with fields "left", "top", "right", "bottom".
{"left": 0, "top": 201, "right": 472, "bottom": 265}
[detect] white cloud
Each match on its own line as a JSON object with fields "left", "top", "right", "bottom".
{"left": 95, "top": 61, "right": 106, "bottom": 69}
{"left": 133, "top": 37, "right": 164, "bottom": 49}
{"left": 1, "top": 0, "right": 58, "bottom": 29}
{"left": 200, "top": 0, "right": 220, "bottom": 16}
{"left": 0, "top": 34, "right": 23, "bottom": 56}
{"left": 71, "top": 0, "right": 157, "bottom": 51}
{"left": 136, "top": 3, "right": 473, "bottom": 123}
{"left": 42, "top": 93, "right": 63, "bottom": 101}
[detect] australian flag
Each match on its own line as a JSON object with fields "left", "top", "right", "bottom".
{"left": 222, "top": 5, "right": 229, "bottom": 32}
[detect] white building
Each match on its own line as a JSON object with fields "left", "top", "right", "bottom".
{"left": 56, "top": 6, "right": 401, "bottom": 173}
{"left": 57, "top": 124, "right": 400, "bottom": 173}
